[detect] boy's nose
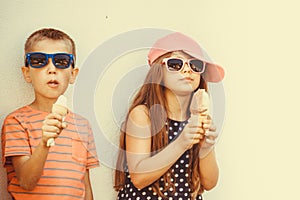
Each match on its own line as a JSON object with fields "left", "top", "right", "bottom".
{"left": 47, "top": 58, "right": 57, "bottom": 74}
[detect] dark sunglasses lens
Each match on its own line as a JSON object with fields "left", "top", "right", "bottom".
{"left": 53, "top": 54, "right": 71, "bottom": 68}
{"left": 29, "top": 53, "right": 47, "bottom": 67}
{"left": 167, "top": 59, "right": 183, "bottom": 71}
{"left": 189, "top": 60, "right": 204, "bottom": 73}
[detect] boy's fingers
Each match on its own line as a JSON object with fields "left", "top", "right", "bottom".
{"left": 45, "top": 113, "right": 63, "bottom": 121}
{"left": 44, "top": 119, "right": 61, "bottom": 126}
{"left": 43, "top": 131, "right": 58, "bottom": 138}
{"left": 61, "top": 122, "right": 67, "bottom": 128}
{"left": 43, "top": 125, "right": 61, "bottom": 133}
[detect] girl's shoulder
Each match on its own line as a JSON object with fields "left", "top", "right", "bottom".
{"left": 132, "top": 104, "right": 149, "bottom": 113}
{"left": 128, "top": 104, "right": 150, "bottom": 125}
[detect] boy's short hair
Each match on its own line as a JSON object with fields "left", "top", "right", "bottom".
{"left": 24, "top": 28, "right": 76, "bottom": 58}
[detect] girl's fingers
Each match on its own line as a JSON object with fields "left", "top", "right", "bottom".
{"left": 192, "top": 133, "right": 203, "bottom": 140}
{"left": 205, "top": 137, "right": 216, "bottom": 145}
{"left": 209, "top": 125, "right": 217, "bottom": 132}
{"left": 205, "top": 131, "right": 218, "bottom": 138}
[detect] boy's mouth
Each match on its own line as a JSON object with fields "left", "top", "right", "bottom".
{"left": 47, "top": 80, "right": 59, "bottom": 88}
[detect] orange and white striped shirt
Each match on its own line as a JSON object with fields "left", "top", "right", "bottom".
{"left": 1, "top": 106, "right": 99, "bottom": 200}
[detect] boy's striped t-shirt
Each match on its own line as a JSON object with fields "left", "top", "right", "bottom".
{"left": 1, "top": 105, "right": 99, "bottom": 200}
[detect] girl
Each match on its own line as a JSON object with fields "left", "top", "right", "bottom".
{"left": 114, "top": 32, "right": 224, "bottom": 200}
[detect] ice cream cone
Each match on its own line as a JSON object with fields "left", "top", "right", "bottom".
{"left": 190, "top": 89, "right": 210, "bottom": 116}
{"left": 47, "top": 95, "right": 68, "bottom": 147}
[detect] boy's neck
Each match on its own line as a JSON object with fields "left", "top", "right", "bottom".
{"left": 30, "top": 98, "right": 57, "bottom": 113}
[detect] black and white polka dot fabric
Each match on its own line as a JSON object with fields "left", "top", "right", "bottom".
{"left": 117, "top": 119, "right": 202, "bottom": 200}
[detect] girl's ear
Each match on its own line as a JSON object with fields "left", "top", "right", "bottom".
{"left": 69, "top": 67, "right": 79, "bottom": 84}
{"left": 21, "top": 66, "right": 32, "bottom": 83}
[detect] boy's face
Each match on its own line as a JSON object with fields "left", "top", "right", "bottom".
{"left": 22, "top": 39, "right": 78, "bottom": 100}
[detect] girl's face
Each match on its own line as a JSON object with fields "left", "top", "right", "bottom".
{"left": 22, "top": 39, "right": 78, "bottom": 101}
{"left": 162, "top": 51, "right": 201, "bottom": 96}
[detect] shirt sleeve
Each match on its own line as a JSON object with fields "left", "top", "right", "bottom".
{"left": 1, "top": 114, "right": 31, "bottom": 167}
{"left": 86, "top": 122, "right": 100, "bottom": 169}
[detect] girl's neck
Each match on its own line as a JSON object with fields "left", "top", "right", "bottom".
{"left": 165, "top": 90, "right": 191, "bottom": 121}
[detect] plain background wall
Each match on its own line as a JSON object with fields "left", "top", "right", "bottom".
{"left": 1, "top": 0, "right": 300, "bottom": 199}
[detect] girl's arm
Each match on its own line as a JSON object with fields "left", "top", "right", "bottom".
{"left": 199, "top": 150, "right": 219, "bottom": 190}
{"left": 126, "top": 105, "right": 204, "bottom": 189}
{"left": 198, "top": 118, "right": 219, "bottom": 190}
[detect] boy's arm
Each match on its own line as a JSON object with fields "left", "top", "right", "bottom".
{"left": 12, "top": 141, "right": 50, "bottom": 190}
{"left": 84, "top": 169, "right": 94, "bottom": 200}
{"left": 11, "top": 112, "right": 65, "bottom": 190}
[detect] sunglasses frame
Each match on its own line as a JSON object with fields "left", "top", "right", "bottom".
{"left": 25, "top": 52, "right": 75, "bottom": 69}
{"left": 162, "top": 57, "right": 206, "bottom": 74}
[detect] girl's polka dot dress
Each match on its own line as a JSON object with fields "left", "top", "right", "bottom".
{"left": 117, "top": 119, "right": 203, "bottom": 200}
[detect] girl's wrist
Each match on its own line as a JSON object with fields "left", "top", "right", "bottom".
{"left": 199, "top": 146, "right": 214, "bottom": 159}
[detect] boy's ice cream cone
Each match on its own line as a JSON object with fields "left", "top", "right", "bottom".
{"left": 47, "top": 95, "right": 68, "bottom": 147}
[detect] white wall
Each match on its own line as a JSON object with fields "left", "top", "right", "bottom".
{"left": 1, "top": 0, "right": 300, "bottom": 199}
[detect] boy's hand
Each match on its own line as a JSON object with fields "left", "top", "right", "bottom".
{"left": 41, "top": 113, "right": 67, "bottom": 147}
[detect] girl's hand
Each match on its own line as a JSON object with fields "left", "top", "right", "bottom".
{"left": 41, "top": 113, "right": 67, "bottom": 147}
{"left": 176, "top": 116, "right": 206, "bottom": 150}
{"left": 199, "top": 118, "right": 218, "bottom": 158}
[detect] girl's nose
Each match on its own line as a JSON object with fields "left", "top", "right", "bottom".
{"left": 182, "top": 62, "right": 191, "bottom": 73}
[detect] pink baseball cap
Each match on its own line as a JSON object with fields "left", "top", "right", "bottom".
{"left": 148, "top": 32, "right": 225, "bottom": 82}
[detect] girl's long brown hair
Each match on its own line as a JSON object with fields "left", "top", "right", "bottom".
{"left": 114, "top": 52, "right": 208, "bottom": 198}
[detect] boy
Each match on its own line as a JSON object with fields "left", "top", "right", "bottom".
{"left": 1, "top": 28, "right": 99, "bottom": 200}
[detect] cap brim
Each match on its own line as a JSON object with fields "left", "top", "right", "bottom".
{"left": 203, "top": 63, "right": 225, "bottom": 83}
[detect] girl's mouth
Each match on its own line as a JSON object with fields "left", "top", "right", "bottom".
{"left": 181, "top": 77, "right": 194, "bottom": 81}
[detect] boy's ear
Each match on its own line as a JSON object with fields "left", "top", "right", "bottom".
{"left": 21, "top": 66, "right": 32, "bottom": 83}
{"left": 69, "top": 67, "right": 79, "bottom": 84}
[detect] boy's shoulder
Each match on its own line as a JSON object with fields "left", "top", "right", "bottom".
{"left": 68, "top": 110, "right": 87, "bottom": 120}
{"left": 66, "top": 111, "right": 92, "bottom": 126}
{"left": 4, "top": 106, "right": 92, "bottom": 126}
{"left": 2, "top": 105, "right": 45, "bottom": 126}
{"left": 4, "top": 105, "right": 34, "bottom": 119}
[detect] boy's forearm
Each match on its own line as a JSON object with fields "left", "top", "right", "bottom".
{"left": 84, "top": 170, "right": 94, "bottom": 200}
{"left": 12, "top": 141, "right": 49, "bottom": 190}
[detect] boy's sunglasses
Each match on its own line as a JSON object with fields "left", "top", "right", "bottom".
{"left": 25, "top": 52, "right": 75, "bottom": 69}
{"left": 162, "top": 57, "right": 206, "bottom": 74}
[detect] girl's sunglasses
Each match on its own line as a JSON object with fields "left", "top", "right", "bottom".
{"left": 25, "top": 52, "right": 75, "bottom": 69}
{"left": 162, "top": 57, "right": 206, "bottom": 74}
